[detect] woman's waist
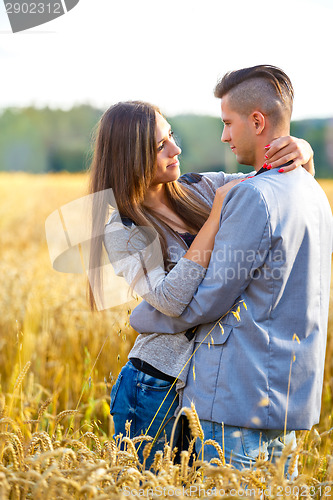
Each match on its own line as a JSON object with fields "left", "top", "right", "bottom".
{"left": 129, "top": 332, "right": 194, "bottom": 381}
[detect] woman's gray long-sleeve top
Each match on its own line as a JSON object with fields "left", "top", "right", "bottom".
{"left": 104, "top": 170, "right": 247, "bottom": 388}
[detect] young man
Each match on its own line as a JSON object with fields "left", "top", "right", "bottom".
{"left": 130, "top": 65, "right": 332, "bottom": 469}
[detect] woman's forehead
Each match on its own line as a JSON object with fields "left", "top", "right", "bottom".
{"left": 155, "top": 113, "right": 170, "bottom": 141}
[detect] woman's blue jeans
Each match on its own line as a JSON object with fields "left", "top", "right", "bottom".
{"left": 110, "top": 360, "right": 179, "bottom": 467}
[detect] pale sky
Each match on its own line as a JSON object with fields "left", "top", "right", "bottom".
{"left": 0, "top": 0, "right": 332, "bottom": 120}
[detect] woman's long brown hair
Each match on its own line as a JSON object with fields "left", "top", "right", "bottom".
{"left": 88, "top": 101, "right": 211, "bottom": 310}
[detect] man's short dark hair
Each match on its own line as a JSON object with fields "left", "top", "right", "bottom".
{"left": 214, "top": 65, "right": 294, "bottom": 127}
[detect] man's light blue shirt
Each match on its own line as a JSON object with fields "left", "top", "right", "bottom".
{"left": 130, "top": 168, "right": 332, "bottom": 430}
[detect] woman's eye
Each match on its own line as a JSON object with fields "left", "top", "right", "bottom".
{"left": 157, "top": 131, "right": 174, "bottom": 152}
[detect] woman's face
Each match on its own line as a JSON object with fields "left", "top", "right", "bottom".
{"left": 150, "top": 112, "right": 181, "bottom": 186}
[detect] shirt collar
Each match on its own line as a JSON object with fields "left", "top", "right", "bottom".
{"left": 255, "top": 160, "right": 294, "bottom": 176}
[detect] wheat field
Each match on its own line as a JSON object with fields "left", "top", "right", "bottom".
{"left": 0, "top": 172, "right": 332, "bottom": 499}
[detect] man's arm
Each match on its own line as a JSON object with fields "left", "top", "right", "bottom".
{"left": 130, "top": 182, "right": 271, "bottom": 334}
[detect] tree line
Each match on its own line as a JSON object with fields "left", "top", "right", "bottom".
{"left": 0, "top": 105, "right": 332, "bottom": 177}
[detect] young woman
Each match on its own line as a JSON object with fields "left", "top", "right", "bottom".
{"left": 88, "top": 101, "right": 314, "bottom": 464}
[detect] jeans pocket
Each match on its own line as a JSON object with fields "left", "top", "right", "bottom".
{"left": 136, "top": 376, "right": 179, "bottom": 437}
{"left": 241, "top": 428, "right": 268, "bottom": 461}
{"left": 110, "top": 373, "right": 123, "bottom": 414}
{"left": 139, "top": 373, "right": 174, "bottom": 391}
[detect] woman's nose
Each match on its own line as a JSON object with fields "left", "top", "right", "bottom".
{"left": 171, "top": 142, "right": 181, "bottom": 156}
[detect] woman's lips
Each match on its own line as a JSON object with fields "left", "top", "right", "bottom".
{"left": 167, "top": 160, "right": 179, "bottom": 168}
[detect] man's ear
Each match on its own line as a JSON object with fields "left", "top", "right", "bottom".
{"left": 251, "top": 111, "right": 265, "bottom": 135}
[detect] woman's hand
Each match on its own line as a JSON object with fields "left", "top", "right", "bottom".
{"left": 263, "top": 137, "right": 314, "bottom": 176}
{"left": 183, "top": 178, "right": 241, "bottom": 268}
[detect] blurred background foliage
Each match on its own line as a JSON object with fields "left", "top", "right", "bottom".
{"left": 0, "top": 105, "right": 333, "bottom": 177}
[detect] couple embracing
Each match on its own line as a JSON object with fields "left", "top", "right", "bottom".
{"left": 89, "top": 65, "right": 332, "bottom": 470}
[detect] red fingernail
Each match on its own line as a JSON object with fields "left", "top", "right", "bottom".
{"left": 264, "top": 154, "right": 268, "bottom": 159}
{"left": 278, "top": 168, "right": 284, "bottom": 173}
{"left": 265, "top": 144, "right": 271, "bottom": 148}
{"left": 263, "top": 163, "right": 267, "bottom": 169}
{"left": 267, "top": 164, "right": 272, "bottom": 170}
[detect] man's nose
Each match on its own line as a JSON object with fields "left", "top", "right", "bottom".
{"left": 221, "top": 127, "right": 229, "bottom": 143}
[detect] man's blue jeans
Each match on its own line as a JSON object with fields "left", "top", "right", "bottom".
{"left": 110, "top": 360, "right": 179, "bottom": 466}
{"left": 196, "top": 420, "right": 297, "bottom": 476}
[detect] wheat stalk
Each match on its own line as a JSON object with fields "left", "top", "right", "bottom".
{"left": 102, "top": 440, "right": 117, "bottom": 466}
{"left": 180, "top": 450, "right": 190, "bottom": 480}
{"left": 183, "top": 403, "right": 204, "bottom": 441}
{"left": 27, "top": 431, "right": 54, "bottom": 455}
{"left": 204, "top": 439, "right": 224, "bottom": 464}
{"left": 83, "top": 432, "right": 102, "bottom": 457}
{"left": 142, "top": 442, "right": 153, "bottom": 469}
{"left": 0, "top": 418, "right": 24, "bottom": 445}
{"left": 54, "top": 410, "right": 78, "bottom": 429}
{"left": 3, "top": 443, "right": 20, "bottom": 472}
{"left": 151, "top": 450, "right": 163, "bottom": 472}
{"left": 13, "top": 362, "right": 31, "bottom": 393}
{"left": 37, "top": 398, "right": 53, "bottom": 422}
{"left": 132, "top": 435, "right": 153, "bottom": 444}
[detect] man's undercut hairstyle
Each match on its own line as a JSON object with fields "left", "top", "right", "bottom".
{"left": 214, "top": 65, "right": 294, "bottom": 127}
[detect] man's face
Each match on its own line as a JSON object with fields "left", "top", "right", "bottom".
{"left": 221, "top": 96, "right": 257, "bottom": 166}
